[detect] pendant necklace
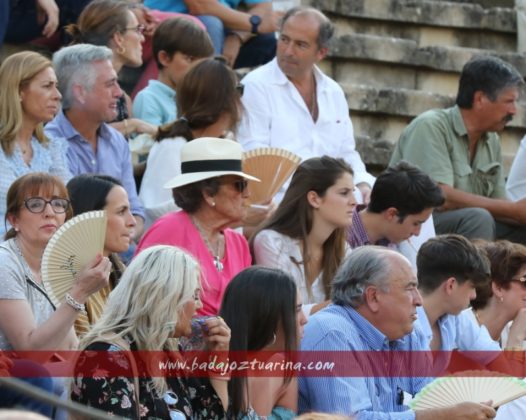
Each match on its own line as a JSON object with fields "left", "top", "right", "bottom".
{"left": 191, "top": 216, "right": 224, "bottom": 272}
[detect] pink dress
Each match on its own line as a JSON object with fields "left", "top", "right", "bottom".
{"left": 135, "top": 211, "right": 251, "bottom": 315}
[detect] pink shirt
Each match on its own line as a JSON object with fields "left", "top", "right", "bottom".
{"left": 135, "top": 211, "right": 251, "bottom": 315}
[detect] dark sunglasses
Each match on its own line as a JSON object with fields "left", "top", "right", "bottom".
{"left": 222, "top": 179, "right": 248, "bottom": 193}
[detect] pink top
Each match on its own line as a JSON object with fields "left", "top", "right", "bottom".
{"left": 135, "top": 211, "right": 251, "bottom": 315}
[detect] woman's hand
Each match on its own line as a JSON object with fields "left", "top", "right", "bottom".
{"left": 130, "top": 118, "right": 158, "bottom": 137}
{"left": 69, "top": 254, "right": 111, "bottom": 303}
{"left": 204, "top": 316, "right": 231, "bottom": 352}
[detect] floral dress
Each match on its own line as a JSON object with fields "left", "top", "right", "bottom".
{"left": 71, "top": 340, "right": 226, "bottom": 419}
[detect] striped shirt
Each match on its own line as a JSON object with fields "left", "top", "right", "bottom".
{"left": 299, "top": 304, "right": 431, "bottom": 419}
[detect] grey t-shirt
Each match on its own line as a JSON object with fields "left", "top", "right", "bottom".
{"left": 0, "top": 239, "right": 55, "bottom": 350}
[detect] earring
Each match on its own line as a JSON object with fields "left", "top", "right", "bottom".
{"left": 500, "top": 296, "right": 504, "bottom": 303}
{"left": 14, "top": 227, "right": 19, "bottom": 232}
{"left": 211, "top": 201, "right": 216, "bottom": 207}
{"left": 270, "top": 333, "right": 276, "bottom": 345}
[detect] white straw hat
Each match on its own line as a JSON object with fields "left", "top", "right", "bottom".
{"left": 163, "top": 137, "right": 260, "bottom": 189}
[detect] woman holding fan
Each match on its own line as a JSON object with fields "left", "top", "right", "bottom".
{"left": 0, "top": 173, "right": 110, "bottom": 350}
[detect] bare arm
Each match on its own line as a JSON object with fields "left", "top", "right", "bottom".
{"left": 0, "top": 255, "right": 110, "bottom": 350}
{"left": 439, "top": 183, "right": 526, "bottom": 225}
{"left": 183, "top": 0, "right": 280, "bottom": 33}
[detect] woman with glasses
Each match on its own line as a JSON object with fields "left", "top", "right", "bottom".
{"left": 66, "top": 0, "right": 157, "bottom": 138}
{"left": 220, "top": 266, "right": 307, "bottom": 419}
{"left": 136, "top": 137, "right": 258, "bottom": 316}
{"left": 66, "top": 174, "right": 137, "bottom": 337}
{"left": 72, "top": 245, "right": 231, "bottom": 419}
{"left": 0, "top": 172, "right": 111, "bottom": 351}
{"left": 461, "top": 240, "right": 526, "bottom": 419}
{"left": 468, "top": 240, "right": 526, "bottom": 349}
{"left": 0, "top": 51, "right": 72, "bottom": 237}
{"left": 139, "top": 57, "right": 242, "bottom": 228}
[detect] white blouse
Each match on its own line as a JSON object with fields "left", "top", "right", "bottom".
{"left": 253, "top": 229, "right": 350, "bottom": 317}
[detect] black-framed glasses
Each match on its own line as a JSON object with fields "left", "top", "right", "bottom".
{"left": 24, "top": 197, "right": 70, "bottom": 214}
{"left": 236, "top": 83, "right": 244, "bottom": 96}
{"left": 123, "top": 24, "right": 145, "bottom": 35}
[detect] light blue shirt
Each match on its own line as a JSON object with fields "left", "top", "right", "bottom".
{"left": 0, "top": 136, "right": 72, "bottom": 236}
{"left": 45, "top": 111, "right": 145, "bottom": 219}
{"left": 145, "top": 0, "right": 268, "bottom": 14}
{"left": 299, "top": 304, "right": 431, "bottom": 419}
{"left": 415, "top": 306, "right": 500, "bottom": 373}
{"left": 132, "top": 80, "right": 177, "bottom": 127}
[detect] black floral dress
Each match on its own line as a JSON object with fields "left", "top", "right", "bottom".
{"left": 71, "top": 340, "right": 226, "bottom": 419}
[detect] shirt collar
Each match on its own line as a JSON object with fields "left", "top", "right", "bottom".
{"left": 57, "top": 109, "right": 109, "bottom": 143}
{"left": 451, "top": 105, "right": 490, "bottom": 142}
{"left": 270, "top": 57, "right": 329, "bottom": 92}
{"left": 343, "top": 305, "right": 401, "bottom": 350}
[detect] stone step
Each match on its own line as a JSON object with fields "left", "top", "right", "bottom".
{"left": 329, "top": 33, "right": 526, "bottom": 75}
{"left": 306, "top": 0, "right": 516, "bottom": 33}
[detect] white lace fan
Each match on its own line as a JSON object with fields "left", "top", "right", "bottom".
{"left": 410, "top": 370, "right": 526, "bottom": 410}
{"left": 41, "top": 210, "right": 107, "bottom": 307}
{"left": 243, "top": 147, "right": 301, "bottom": 204}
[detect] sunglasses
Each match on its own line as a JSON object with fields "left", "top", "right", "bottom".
{"left": 511, "top": 276, "right": 526, "bottom": 288}
{"left": 231, "top": 179, "right": 248, "bottom": 193}
{"left": 163, "top": 391, "right": 186, "bottom": 420}
{"left": 24, "top": 197, "right": 70, "bottom": 214}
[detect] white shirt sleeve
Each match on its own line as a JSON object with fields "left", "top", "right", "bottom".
{"left": 506, "top": 136, "right": 526, "bottom": 201}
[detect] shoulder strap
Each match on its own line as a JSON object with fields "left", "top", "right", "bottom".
{"left": 0, "top": 242, "right": 56, "bottom": 310}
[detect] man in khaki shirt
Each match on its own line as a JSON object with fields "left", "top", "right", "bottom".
{"left": 390, "top": 55, "right": 526, "bottom": 244}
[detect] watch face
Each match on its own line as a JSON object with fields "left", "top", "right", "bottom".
{"left": 250, "top": 15, "right": 262, "bottom": 26}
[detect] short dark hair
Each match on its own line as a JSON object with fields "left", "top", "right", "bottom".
{"left": 152, "top": 17, "right": 213, "bottom": 70}
{"left": 367, "top": 161, "right": 444, "bottom": 221}
{"left": 417, "top": 234, "right": 490, "bottom": 294}
{"left": 280, "top": 7, "right": 334, "bottom": 49}
{"left": 67, "top": 174, "right": 122, "bottom": 215}
{"left": 455, "top": 55, "right": 523, "bottom": 108}
{"left": 219, "top": 266, "right": 298, "bottom": 416}
{"left": 172, "top": 177, "right": 221, "bottom": 213}
{"left": 471, "top": 240, "right": 526, "bottom": 310}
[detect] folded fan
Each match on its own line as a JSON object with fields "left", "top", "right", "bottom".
{"left": 41, "top": 211, "right": 107, "bottom": 307}
{"left": 410, "top": 370, "right": 526, "bottom": 410}
{"left": 242, "top": 147, "right": 301, "bottom": 204}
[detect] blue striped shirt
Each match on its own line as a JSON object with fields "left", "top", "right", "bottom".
{"left": 299, "top": 304, "right": 431, "bottom": 419}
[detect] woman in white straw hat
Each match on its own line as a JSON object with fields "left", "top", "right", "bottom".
{"left": 135, "top": 136, "right": 259, "bottom": 316}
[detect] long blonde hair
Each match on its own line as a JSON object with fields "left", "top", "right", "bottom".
{"left": 80, "top": 245, "right": 200, "bottom": 394}
{"left": 0, "top": 51, "right": 51, "bottom": 155}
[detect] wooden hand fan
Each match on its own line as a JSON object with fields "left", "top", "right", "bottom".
{"left": 242, "top": 147, "right": 301, "bottom": 204}
{"left": 41, "top": 210, "right": 107, "bottom": 307}
{"left": 410, "top": 370, "right": 526, "bottom": 410}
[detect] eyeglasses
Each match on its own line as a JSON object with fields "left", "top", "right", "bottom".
{"left": 24, "top": 197, "right": 70, "bottom": 214}
{"left": 123, "top": 24, "right": 145, "bottom": 35}
{"left": 163, "top": 391, "right": 186, "bottom": 420}
{"left": 236, "top": 83, "right": 244, "bottom": 96}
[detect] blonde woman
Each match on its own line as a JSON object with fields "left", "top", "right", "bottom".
{"left": 72, "top": 245, "right": 231, "bottom": 418}
{"left": 0, "top": 51, "right": 71, "bottom": 236}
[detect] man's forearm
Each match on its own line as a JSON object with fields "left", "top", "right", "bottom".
{"left": 440, "top": 184, "right": 520, "bottom": 224}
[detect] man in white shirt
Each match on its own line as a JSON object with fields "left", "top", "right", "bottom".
{"left": 237, "top": 6, "right": 375, "bottom": 203}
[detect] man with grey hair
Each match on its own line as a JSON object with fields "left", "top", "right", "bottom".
{"left": 299, "top": 246, "right": 496, "bottom": 419}
{"left": 237, "top": 6, "right": 374, "bottom": 203}
{"left": 45, "top": 43, "right": 145, "bottom": 240}
{"left": 390, "top": 55, "right": 526, "bottom": 244}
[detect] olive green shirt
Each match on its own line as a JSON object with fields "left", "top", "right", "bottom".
{"left": 390, "top": 105, "right": 506, "bottom": 199}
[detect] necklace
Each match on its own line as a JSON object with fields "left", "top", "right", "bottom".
{"left": 13, "top": 238, "right": 42, "bottom": 283}
{"left": 191, "top": 216, "right": 224, "bottom": 272}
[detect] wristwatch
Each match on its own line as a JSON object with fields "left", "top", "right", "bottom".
{"left": 249, "top": 15, "right": 262, "bottom": 34}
